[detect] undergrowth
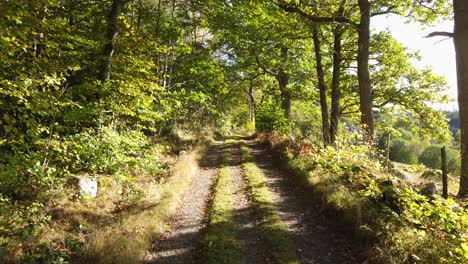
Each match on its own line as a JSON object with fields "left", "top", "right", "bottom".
{"left": 0, "top": 126, "right": 210, "bottom": 263}
{"left": 80, "top": 148, "right": 202, "bottom": 263}
{"left": 260, "top": 133, "right": 468, "bottom": 264}
{"left": 203, "top": 139, "right": 241, "bottom": 264}
{"left": 240, "top": 142, "right": 299, "bottom": 264}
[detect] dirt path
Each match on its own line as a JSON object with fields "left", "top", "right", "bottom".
{"left": 229, "top": 143, "right": 266, "bottom": 264}
{"left": 141, "top": 142, "right": 222, "bottom": 264}
{"left": 146, "top": 140, "right": 361, "bottom": 264}
{"left": 246, "top": 140, "right": 359, "bottom": 264}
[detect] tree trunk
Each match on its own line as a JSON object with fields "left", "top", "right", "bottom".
{"left": 330, "top": 1, "right": 345, "bottom": 144}
{"left": 278, "top": 47, "right": 291, "bottom": 119}
{"left": 357, "top": 0, "right": 374, "bottom": 139}
{"left": 312, "top": 27, "right": 331, "bottom": 145}
{"left": 99, "top": 0, "right": 126, "bottom": 82}
{"left": 277, "top": 71, "right": 291, "bottom": 119}
{"left": 454, "top": 0, "right": 468, "bottom": 197}
{"left": 248, "top": 81, "right": 256, "bottom": 123}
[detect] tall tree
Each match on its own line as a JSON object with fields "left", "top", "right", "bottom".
{"left": 312, "top": 27, "right": 331, "bottom": 145}
{"left": 453, "top": 0, "right": 468, "bottom": 197}
{"left": 330, "top": 0, "right": 345, "bottom": 143}
{"left": 357, "top": 0, "right": 373, "bottom": 138}
{"left": 99, "top": 0, "right": 128, "bottom": 82}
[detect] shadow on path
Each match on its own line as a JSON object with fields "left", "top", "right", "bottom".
{"left": 141, "top": 142, "right": 223, "bottom": 264}
{"left": 246, "top": 140, "right": 359, "bottom": 264}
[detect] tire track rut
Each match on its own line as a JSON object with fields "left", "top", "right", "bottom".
{"left": 141, "top": 142, "right": 222, "bottom": 264}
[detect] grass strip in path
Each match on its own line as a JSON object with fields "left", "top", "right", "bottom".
{"left": 240, "top": 142, "right": 299, "bottom": 264}
{"left": 203, "top": 139, "right": 241, "bottom": 264}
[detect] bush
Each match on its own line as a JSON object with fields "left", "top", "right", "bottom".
{"left": 0, "top": 153, "right": 59, "bottom": 200}
{"left": 48, "top": 126, "right": 149, "bottom": 174}
{"left": 256, "top": 102, "right": 291, "bottom": 135}
{"left": 0, "top": 194, "right": 54, "bottom": 263}
{"left": 389, "top": 138, "right": 419, "bottom": 164}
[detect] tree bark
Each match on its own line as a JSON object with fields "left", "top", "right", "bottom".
{"left": 357, "top": 0, "right": 374, "bottom": 139}
{"left": 248, "top": 81, "right": 256, "bottom": 123}
{"left": 278, "top": 47, "right": 291, "bottom": 119}
{"left": 330, "top": 1, "right": 345, "bottom": 144}
{"left": 454, "top": 0, "right": 468, "bottom": 197}
{"left": 312, "top": 27, "right": 331, "bottom": 145}
{"left": 99, "top": 0, "right": 126, "bottom": 82}
{"left": 277, "top": 70, "right": 291, "bottom": 119}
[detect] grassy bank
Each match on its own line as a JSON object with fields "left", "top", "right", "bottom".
{"left": 260, "top": 134, "right": 468, "bottom": 264}
{"left": 240, "top": 142, "right": 299, "bottom": 264}
{"left": 79, "top": 146, "right": 205, "bottom": 263}
{"left": 203, "top": 139, "right": 241, "bottom": 264}
{"left": 0, "top": 130, "right": 213, "bottom": 264}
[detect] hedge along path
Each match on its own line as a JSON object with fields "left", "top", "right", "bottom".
{"left": 203, "top": 139, "right": 242, "bottom": 264}
{"left": 240, "top": 141, "right": 299, "bottom": 264}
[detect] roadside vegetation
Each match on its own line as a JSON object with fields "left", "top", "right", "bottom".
{"left": 81, "top": 144, "right": 206, "bottom": 263}
{"left": 0, "top": 130, "right": 209, "bottom": 263}
{"left": 240, "top": 142, "right": 299, "bottom": 264}
{"left": 203, "top": 139, "right": 241, "bottom": 264}
{"left": 260, "top": 133, "right": 468, "bottom": 263}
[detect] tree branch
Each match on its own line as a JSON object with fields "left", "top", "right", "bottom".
{"left": 371, "top": 6, "right": 398, "bottom": 17}
{"left": 425, "top": 31, "right": 454, "bottom": 38}
{"left": 276, "top": 1, "right": 359, "bottom": 30}
{"left": 252, "top": 49, "right": 278, "bottom": 76}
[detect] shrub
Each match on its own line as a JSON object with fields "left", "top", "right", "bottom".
{"left": 48, "top": 126, "right": 149, "bottom": 174}
{"left": 255, "top": 102, "right": 291, "bottom": 135}
{"left": 389, "top": 138, "right": 418, "bottom": 164}
{"left": 0, "top": 153, "right": 59, "bottom": 200}
{"left": 266, "top": 134, "right": 468, "bottom": 263}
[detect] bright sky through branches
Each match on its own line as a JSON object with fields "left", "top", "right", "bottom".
{"left": 372, "top": 15, "right": 457, "bottom": 111}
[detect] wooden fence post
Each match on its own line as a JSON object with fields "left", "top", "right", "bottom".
{"left": 386, "top": 132, "right": 391, "bottom": 168}
{"left": 441, "top": 146, "right": 448, "bottom": 199}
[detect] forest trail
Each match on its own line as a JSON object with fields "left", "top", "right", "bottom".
{"left": 145, "top": 139, "right": 359, "bottom": 263}
{"left": 141, "top": 143, "right": 223, "bottom": 263}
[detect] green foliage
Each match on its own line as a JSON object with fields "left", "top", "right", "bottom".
{"left": 53, "top": 127, "right": 148, "bottom": 174}
{"left": 290, "top": 101, "right": 321, "bottom": 139}
{"left": 0, "top": 194, "right": 57, "bottom": 263}
{"left": 419, "top": 145, "right": 460, "bottom": 174}
{"left": 389, "top": 138, "right": 419, "bottom": 164}
{"left": 265, "top": 133, "right": 468, "bottom": 263}
{"left": 256, "top": 101, "right": 291, "bottom": 134}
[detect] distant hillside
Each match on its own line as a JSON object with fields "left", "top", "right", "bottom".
{"left": 445, "top": 111, "right": 460, "bottom": 138}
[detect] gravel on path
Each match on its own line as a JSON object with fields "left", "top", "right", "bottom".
{"left": 141, "top": 142, "right": 222, "bottom": 264}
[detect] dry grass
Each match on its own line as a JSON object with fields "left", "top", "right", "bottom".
{"left": 76, "top": 147, "right": 203, "bottom": 264}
